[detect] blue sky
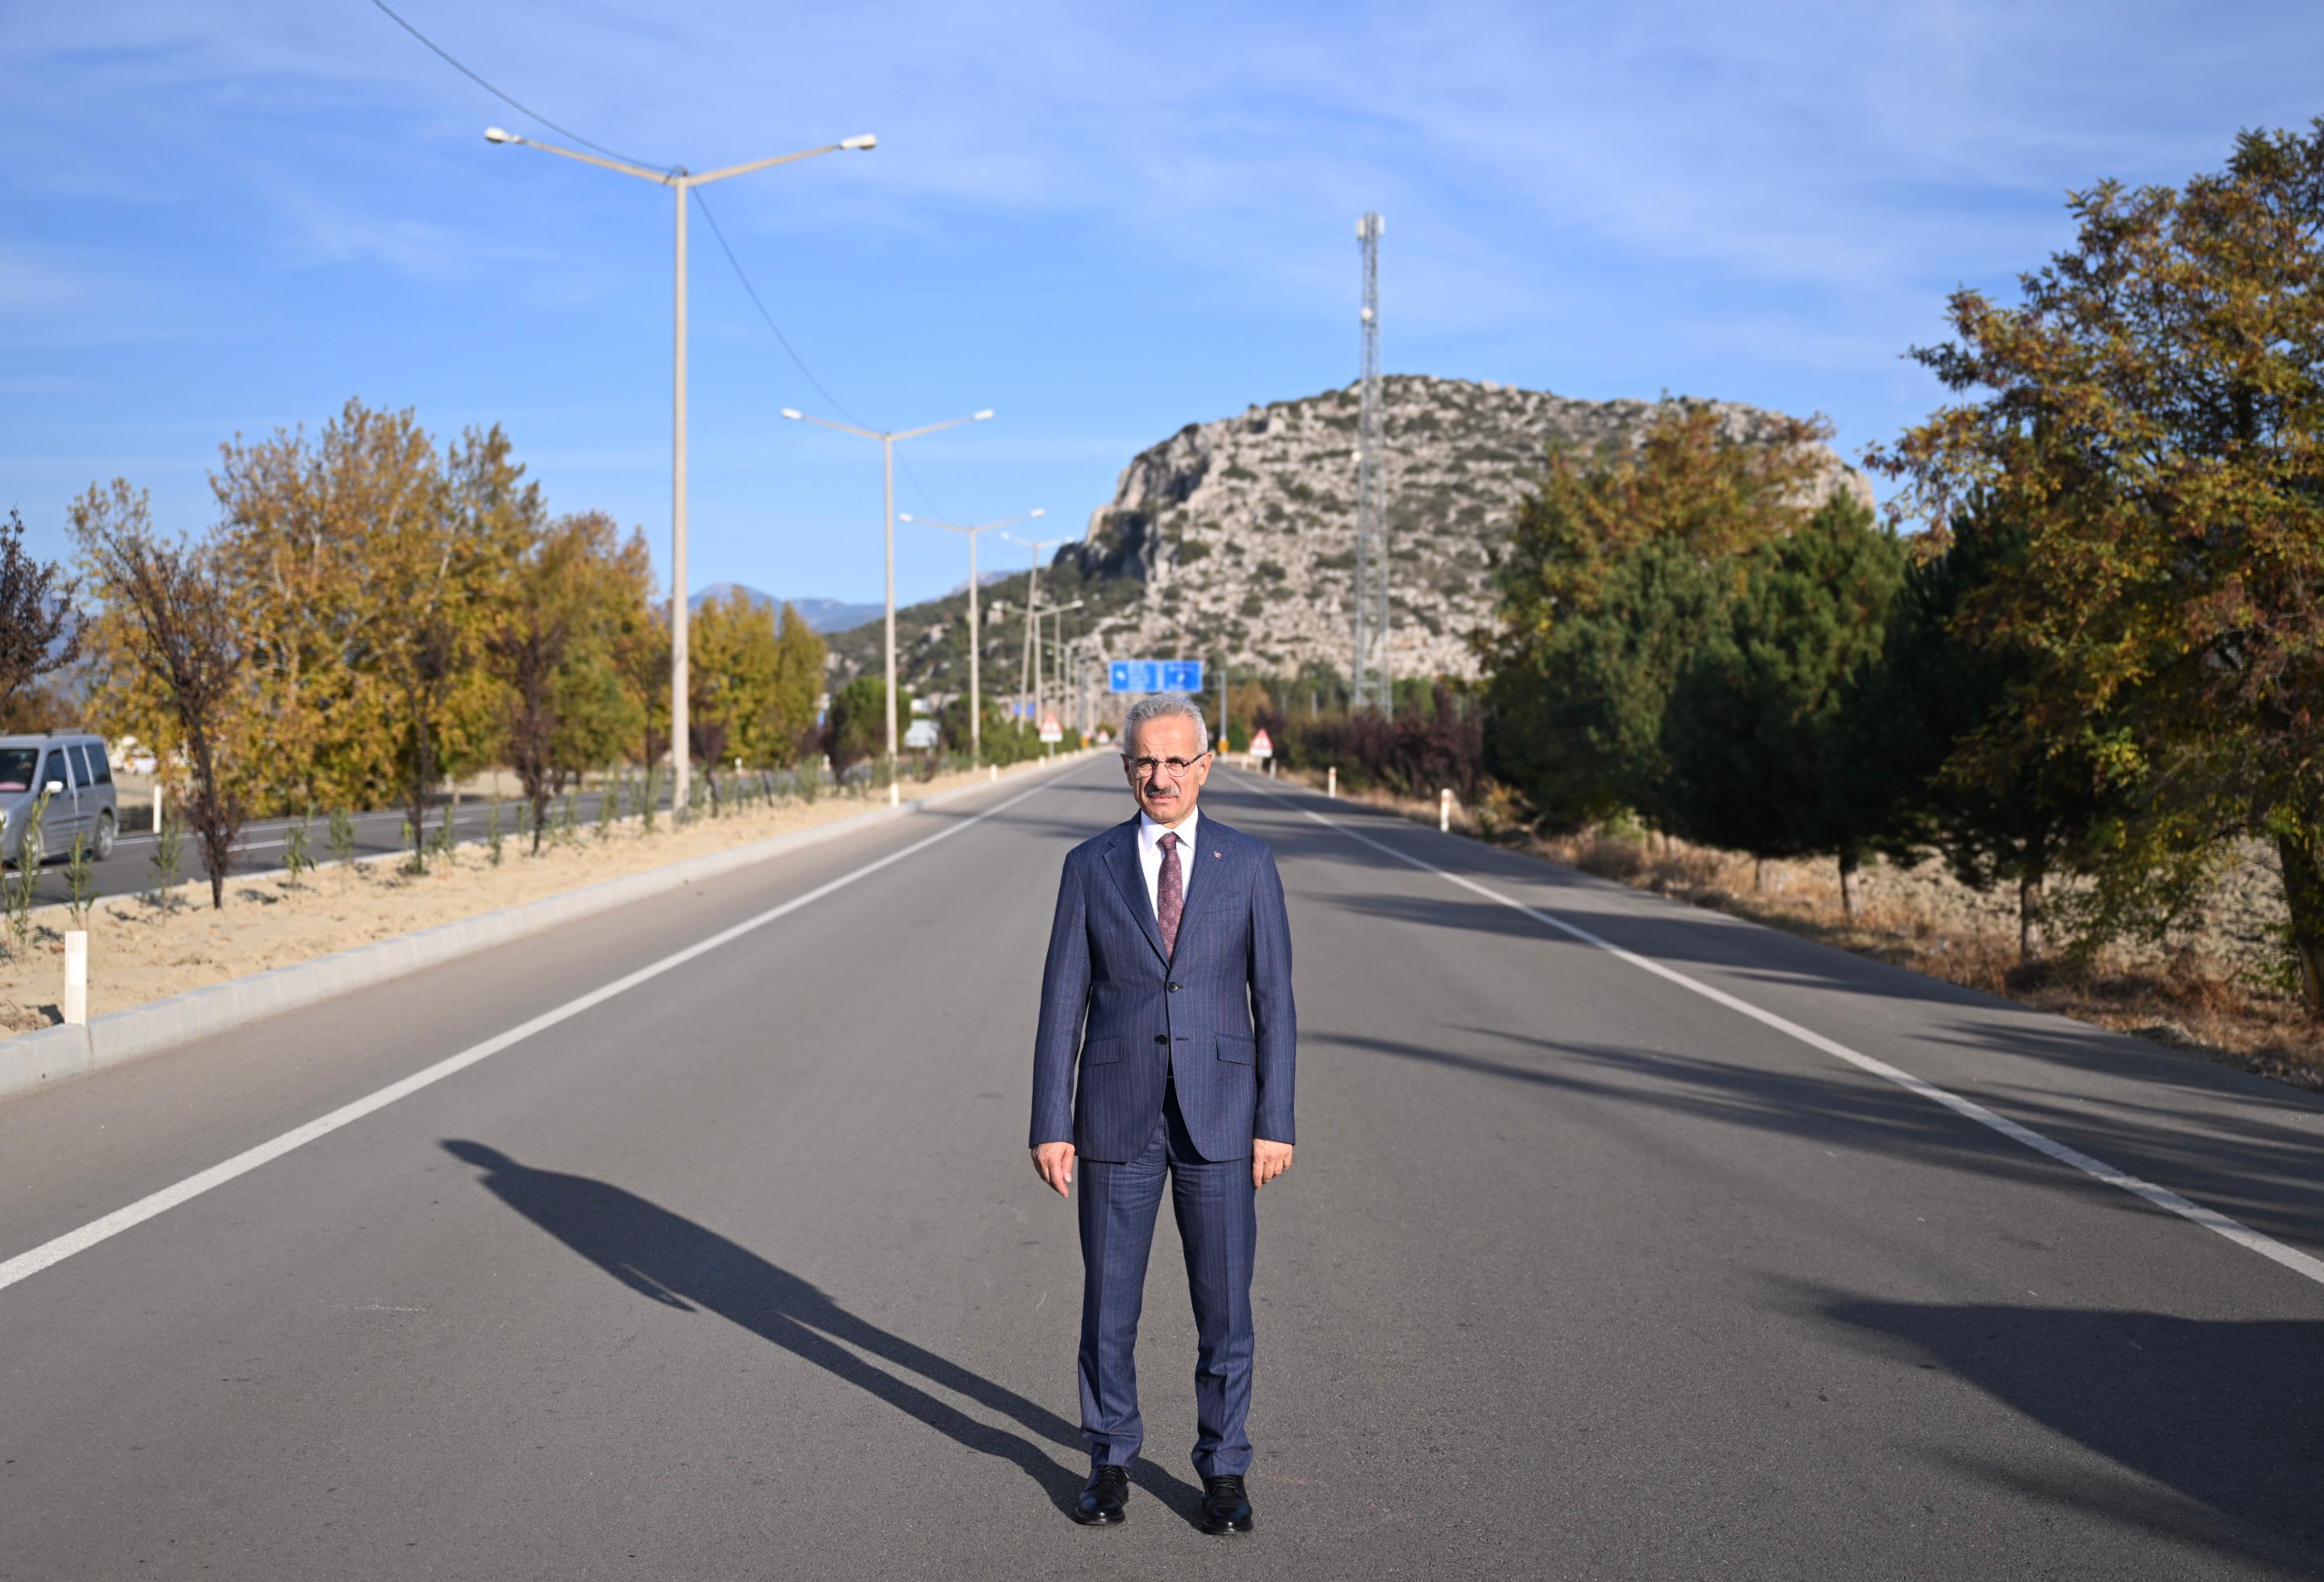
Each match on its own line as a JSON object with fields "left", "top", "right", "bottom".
{"left": 5, "top": 2, "right": 2318, "bottom": 609}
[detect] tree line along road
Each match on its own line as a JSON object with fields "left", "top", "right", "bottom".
{"left": 0, "top": 757, "right": 2317, "bottom": 1578}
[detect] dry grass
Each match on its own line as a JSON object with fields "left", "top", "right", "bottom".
{"left": 1268, "top": 763, "right": 2324, "bottom": 1092}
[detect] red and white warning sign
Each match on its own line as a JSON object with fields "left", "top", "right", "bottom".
{"left": 1039, "top": 712, "right": 1063, "bottom": 744}
{"left": 1248, "top": 727, "right": 1274, "bottom": 759}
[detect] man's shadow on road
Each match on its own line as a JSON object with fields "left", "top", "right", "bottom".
{"left": 440, "top": 1140, "right": 1205, "bottom": 1525}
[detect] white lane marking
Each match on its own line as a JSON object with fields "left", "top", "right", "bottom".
{"left": 0, "top": 767, "right": 1082, "bottom": 1296}
{"left": 1236, "top": 774, "right": 2324, "bottom": 1292}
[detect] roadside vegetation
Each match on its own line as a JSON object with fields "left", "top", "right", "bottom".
{"left": 1252, "top": 122, "right": 2324, "bottom": 1081}
{"left": 36, "top": 401, "right": 845, "bottom": 916}
{"left": 7, "top": 393, "right": 1079, "bottom": 937}
{"left": 0, "top": 754, "right": 1064, "bottom": 1036}
{"left": 60, "top": 405, "right": 834, "bottom": 910}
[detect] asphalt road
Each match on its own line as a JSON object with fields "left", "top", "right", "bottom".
{"left": 2, "top": 757, "right": 2320, "bottom": 1579}
{"left": 19, "top": 786, "right": 651, "bottom": 911}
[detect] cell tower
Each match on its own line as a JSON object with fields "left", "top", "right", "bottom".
{"left": 1352, "top": 212, "right": 1389, "bottom": 712}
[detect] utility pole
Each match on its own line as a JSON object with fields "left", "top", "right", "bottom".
{"left": 1352, "top": 211, "right": 1389, "bottom": 712}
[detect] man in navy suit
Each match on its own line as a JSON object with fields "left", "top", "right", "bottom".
{"left": 1030, "top": 692, "right": 1296, "bottom": 1535}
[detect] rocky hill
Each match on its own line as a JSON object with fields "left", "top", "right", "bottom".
{"left": 828, "top": 375, "right": 1872, "bottom": 694}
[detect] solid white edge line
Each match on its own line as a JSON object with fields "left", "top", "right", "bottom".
{"left": 1234, "top": 772, "right": 2324, "bottom": 1292}
{"left": 0, "top": 765, "right": 1085, "bottom": 1296}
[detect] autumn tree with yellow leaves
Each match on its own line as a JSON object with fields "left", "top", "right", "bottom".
{"left": 488, "top": 509, "right": 656, "bottom": 847}
{"left": 689, "top": 589, "right": 826, "bottom": 806}
{"left": 77, "top": 400, "right": 693, "bottom": 886}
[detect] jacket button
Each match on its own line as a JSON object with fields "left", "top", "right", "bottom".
{"left": 1168, "top": 982, "right": 1182, "bottom": 993}
{"left": 1154, "top": 1034, "right": 1168, "bottom": 1045}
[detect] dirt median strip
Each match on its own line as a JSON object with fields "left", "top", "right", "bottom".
{"left": 0, "top": 754, "right": 1098, "bottom": 1102}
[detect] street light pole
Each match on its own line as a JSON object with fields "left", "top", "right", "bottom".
{"left": 899, "top": 508, "right": 1044, "bottom": 762}
{"left": 486, "top": 125, "right": 875, "bottom": 816}
{"left": 673, "top": 181, "right": 690, "bottom": 802}
{"left": 883, "top": 435, "right": 895, "bottom": 772}
{"left": 1000, "top": 532, "right": 1074, "bottom": 726}
{"left": 783, "top": 408, "right": 994, "bottom": 772}
{"left": 1030, "top": 596, "right": 1083, "bottom": 726}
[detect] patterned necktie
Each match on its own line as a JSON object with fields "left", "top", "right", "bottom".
{"left": 1156, "top": 830, "right": 1184, "bottom": 957}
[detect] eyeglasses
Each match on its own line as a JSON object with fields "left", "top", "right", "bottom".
{"left": 1124, "top": 752, "right": 1210, "bottom": 779}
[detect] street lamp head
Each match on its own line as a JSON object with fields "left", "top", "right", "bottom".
{"left": 781, "top": 409, "right": 804, "bottom": 421}
{"left": 484, "top": 127, "right": 517, "bottom": 144}
{"left": 1029, "top": 507, "right": 1046, "bottom": 518}
{"left": 841, "top": 134, "right": 878, "bottom": 151}
{"left": 897, "top": 513, "right": 916, "bottom": 523}
{"left": 972, "top": 409, "right": 995, "bottom": 421}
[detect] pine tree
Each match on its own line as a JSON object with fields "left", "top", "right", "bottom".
{"left": 1661, "top": 492, "right": 1906, "bottom": 914}
{"left": 1840, "top": 493, "right": 2121, "bottom": 960}
{"left": 1487, "top": 536, "right": 1729, "bottom": 830}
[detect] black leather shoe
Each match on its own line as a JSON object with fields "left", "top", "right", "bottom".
{"left": 1199, "top": 1473, "right": 1253, "bottom": 1534}
{"left": 1072, "top": 1464, "right": 1129, "bottom": 1526}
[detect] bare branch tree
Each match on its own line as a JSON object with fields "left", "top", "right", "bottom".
{"left": 69, "top": 484, "right": 244, "bottom": 909}
{"left": 689, "top": 716, "right": 729, "bottom": 816}
{"left": 487, "top": 610, "right": 567, "bottom": 853}
{"left": 394, "top": 612, "right": 461, "bottom": 866}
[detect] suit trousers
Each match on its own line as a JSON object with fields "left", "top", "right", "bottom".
{"left": 1076, "top": 1078, "right": 1258, "bottom": 1478}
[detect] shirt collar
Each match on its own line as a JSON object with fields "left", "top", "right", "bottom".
{"left": 1138, "top": 806, "right": 1197, "bottom": 852}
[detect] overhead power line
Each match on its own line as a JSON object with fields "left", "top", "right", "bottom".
{"left": 365, "top": 0, "right": 954, "bottom": 518}
{"left": 687, "top": 189, "right": 863, "bottom": 428}
{"left": 366, "top": 0, "right": 668, "bottom": 172}
{"left": 689, "top": 189, "right": 954, "bottom": 519}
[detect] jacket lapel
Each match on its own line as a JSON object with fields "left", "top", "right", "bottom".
{"left": 1102, "top": 820, "right": 1168, "bottom": 963}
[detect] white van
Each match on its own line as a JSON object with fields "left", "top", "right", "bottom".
{"left": 0, "top": 731, "right": 119, "bottom": 864}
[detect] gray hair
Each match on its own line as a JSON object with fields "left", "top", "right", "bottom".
{"left": 1121, "top": 693, "right": 1211, "bottom": 757}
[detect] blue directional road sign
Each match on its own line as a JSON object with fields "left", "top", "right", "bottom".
{"left": 1108, "top": 659, "right": 1204, "bottom": 694}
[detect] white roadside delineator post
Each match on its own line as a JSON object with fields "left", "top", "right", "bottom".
{"left": 1327, "top": 766, "right": 1337, "bottom": 799}
{"left": 152, "top": 783, "right": 163, "bottom": 833}
{"left": 64, "top": 931, "right": 87, "bottom": 1026}
{"left": 989, "top": 765, "right": 998, "bottom": 783}
{"left": 888, "top": 781, "right": 900, "bottom": 808}
{"left": 1440, "top": 788, "right": 1453, "bottom": 833}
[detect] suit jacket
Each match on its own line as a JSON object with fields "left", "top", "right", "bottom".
{"left": 1030, "top": 811, "right": 1296, "bottom": 1164}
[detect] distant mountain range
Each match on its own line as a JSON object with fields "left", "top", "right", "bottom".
{"left": 688, "top": 584, "right": 882, "bottom": 635}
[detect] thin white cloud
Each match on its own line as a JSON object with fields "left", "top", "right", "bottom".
{"left": 0, "top": 248, "right": 97, "bottom": 313}
{"left": 7, "top": 0, "right": 2322, "bottom": 569}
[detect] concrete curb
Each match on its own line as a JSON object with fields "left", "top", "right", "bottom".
{"left": 0, "top": 754, "right": 1099, "bottom": 1103}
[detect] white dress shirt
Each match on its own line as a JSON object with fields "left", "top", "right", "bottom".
{"left": 1136, "top": 807, "right": 1199, "bottom": 920}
